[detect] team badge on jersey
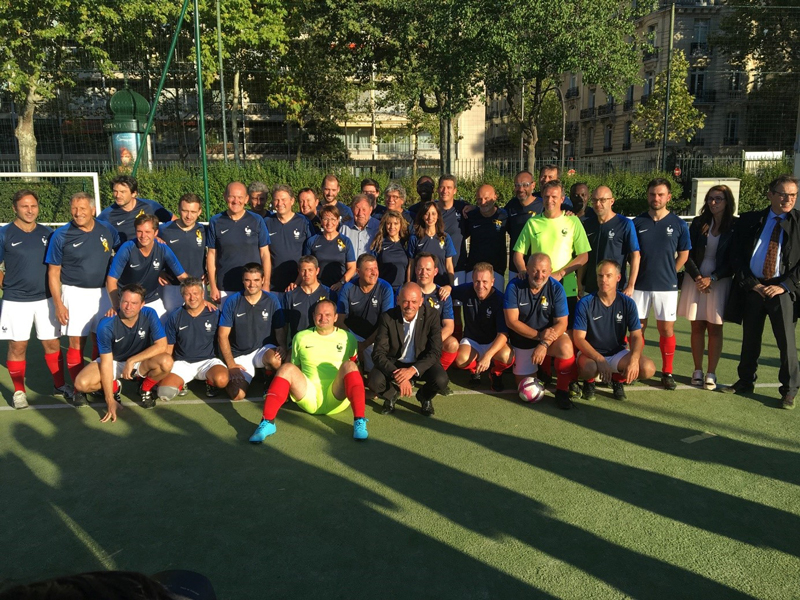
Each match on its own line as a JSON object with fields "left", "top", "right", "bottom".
{"left": 561, "top": 229, "right": 568, "bottom": 237}
{"left": 41, "top": 236, "right": 48, "bottom": 246}
{"left": 100, "top": 235, "right": 110, "bottom": 252}
{"left": 336, "top": 343, "right": 343, "bottom": 351}
{"left": 261, "top": 309, "right": 269, "bottom": 320}
{"left": 153, "top": 258, "right": 161, "bottom": 269}
{"left": 371, "top": 297, "right": 378, "bottom": 306}
{"left": 138, "top": 328, "right": 146, "bottom": 339}
{"left": 608, "top": 230, "right": 616, "bottom": 239}
{"left": 494, "top": 219, "right": 503, "bottom": 231}
{"left": 204, "top": 320, "right": 212, "bottom": 331}
{"left": 245, "top": 226, "right": 252, "bottom": 237}
{"left": 616, "top": 311, "right": 624, "bottom": 323}
{"left": 486, "top": 307, "right": 492, "bottom": 317}
{"left": 293, "top": 229, "right": 301, "bottom": 239}
{"left": 666, "top": 226, "right": 674, "bottom": 236}
{"left": 427, "top": 297, "right": 440, "bottom": 310}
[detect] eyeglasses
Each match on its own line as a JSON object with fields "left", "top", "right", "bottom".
{"left": 593, "top": 197, "right": 613, "bottom": 202}
{"left": 771, "top": 191, "right": 798, "bottom": 200}
{"left": 707, "top": 196, "right": 726, "bottom": 203}
{"left": 514, "top": 182, "right": 532, "bottom": 188}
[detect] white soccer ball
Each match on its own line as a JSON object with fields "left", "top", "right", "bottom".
{"left": 518, "top": 376, "right": 545, "bottom": 403}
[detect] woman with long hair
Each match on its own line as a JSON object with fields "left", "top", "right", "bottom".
{"left": 371, "top": 210, "right": 410, "bottom": 293}
{"left": 677, "top": 185, "right": 737, "bottom": 390}
{"left": 407, "top": 201, "right": 456, "bottom": 289}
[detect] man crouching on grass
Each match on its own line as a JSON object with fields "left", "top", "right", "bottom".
{"left": 249, "top": 299, "right": 369, "bottom": 443}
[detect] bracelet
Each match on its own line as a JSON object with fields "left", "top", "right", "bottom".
{"left": 539, "top": 340, "right": 550, "bottom": 349}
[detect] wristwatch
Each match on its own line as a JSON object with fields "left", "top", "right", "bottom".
{"left": 710, "top": 274, "right": 718, "bottom": 282}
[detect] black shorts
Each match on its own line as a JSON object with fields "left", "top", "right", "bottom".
{"left": 567, "top": 295, "right": 578, "bottom": 329}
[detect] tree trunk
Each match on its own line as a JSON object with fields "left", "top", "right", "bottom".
{"left": 15, "top": 80, "right": 38, "bottom": 173}
{"left": 231, "top": 70, "right": 241, "bottom": 164}
{"left": 412, "top": 130, "right": 419, "bottom": 180}
{"left": 526, "top": 125, "right": 539, "bottom": 174}
{"left": 295, "top": 123, "right": 304, "bottom": 164}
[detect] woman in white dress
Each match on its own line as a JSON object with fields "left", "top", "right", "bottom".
{"left": 678, "top": 185, "right": 737, "bottom": 390}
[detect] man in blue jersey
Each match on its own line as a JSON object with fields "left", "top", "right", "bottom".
{"left": 0, "top": 190, "right": 68, "bottom": 408}
{"left": 407, "top": 176, "right": 435, "bottom": 218}
{"left": 336, "top": 254, "right": 394, "bottom": 371}
{"left": 574, "top": 260, "right": 656, "bottom": 401}
{"left": 321, "top": 174, "right": 354, "bottom": 224}
{"left": 207, "top": 181, "right": 271, "bottom": 303}
{"left": 298, "top": 188, "right": 322, "bottom": 234}
{"left": 452, "top": 262, "right": 513, "bottom": 392}
{"left": 464, "top": 184, "right": 508, "bottom": 291}
{"left": 436, "top": 175, "right": 469, "bottom": 287}
{"left": 247, "top": 181, "right": 270, "bottom": 218}
{"left": 341, "top": 194, "right": 379, "bottom": 259}
{"left": 218, "top": 263, "right": 287, "bottom": 400}
{"left": 579, "top": 186, "right": 640, "bottom": 297}
{"left": 282, "top": 255, "right": 331, "bottom": 342}
{"left": 158, "top": 193, "right": 207, "bottom": 313}
{"left": 373, "top": 183, "right": 413, "bottom": 225}
{"left": 504, "top": 253, "right": 578, "bottom": 410}
{"left": 632, "top": 178, "right": 691, "bottom": 390}
{"left": 97, "top": 175, "right": 173, "bottom": 244}
{"left": 505, "top": 171, "right": 538, "bottom": 273}
{"left": 265, "top": 184, "right": 312, "bottom": 292}
{"left": 107, "top": 214, "right": 187, "bottom": 321}
{"left": 46, "top": 192, "right": 121, "bottom": 395}
{"left": 413, "top": 253, "right": 459, "bottom": 379}
{"left": 157, "top": 277, "right": 229, "bottom": 401}
{"left": 73, "top": 284, "right": 173, "bottom": 420}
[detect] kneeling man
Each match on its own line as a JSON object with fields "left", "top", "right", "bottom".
{"left": 250, "top": 299, "right": 368, "bottom": 442}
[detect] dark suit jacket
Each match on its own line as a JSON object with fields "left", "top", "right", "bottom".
{"left": 724, "top": 207, "right": 800, "bottom": 323}
{"left": 372, "top": 303, "right": 442, "bottom": 376}
{"left": 684, "top": 216, "right": 737, "bottom": 281}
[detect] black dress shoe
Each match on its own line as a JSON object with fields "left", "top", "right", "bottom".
{"left": 721, "top": 379, "right": 755, "bottom": 395}
{"left": 420, "top": 399, "right": 435, "bottom": 416}
{"left": 381, "top": 397, "right": 396, "bottom": 414}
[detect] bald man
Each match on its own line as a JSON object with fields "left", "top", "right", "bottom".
{"left": 370, "top": 282, "right": 448, "bottom": 416}
{"left": 464, "top": 184, "right": 508, "bottom": 291}
{"left": 206, "top": 181, "right": 271, "bottom": 302}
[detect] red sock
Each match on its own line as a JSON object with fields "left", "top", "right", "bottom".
{"left": 262, "top": 376, "right": 291, "bottom": 421}
{"left": 612, "top": 373, "right": 625, "bottom": 383}
{"left": 7, "top": 360, "right": 26, "bottom": 392}
{"left": 554, "top": 356, "right": 577, "bottom": 392}
{"left": 141, "top": 377, "right": 158, "bottom": 392}
{"left": 540, "top": 358, "right": 552, "bottom": 378}
{"left": 344, "top": 371, "right": 366, "bottom": 419}
{"left": 440, "top": 350, "right": 457, "bottom": 371}
{"left": 491, "top": 359, "right": 514, "bottom": 377}
{"left": 659, "top": 335, "right": 676, "bottom": 374}
{"left": 113, "top": 380, "right": 120, "bottom": 393}
{"left": 463, "top": 358, "right": 478, "bottom": 373}
{"left": 587, "top": 378, "right": 596, "bottom": 383}
{"left": 66, "top": 348, "right": 84, "bottom": 383}
{"left": 44, "top": 351, "right": 66, "bottom": 388}
{"left": 91, "top": 337, "right": 100, "bottom": 361}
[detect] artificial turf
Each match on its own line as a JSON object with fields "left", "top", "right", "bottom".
{"left": 1, "top": 318, "right": 798, "bottom": 599}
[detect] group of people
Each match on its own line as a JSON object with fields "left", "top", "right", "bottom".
{"left": 1, "top": 169, "right": 798, "bottom": 443}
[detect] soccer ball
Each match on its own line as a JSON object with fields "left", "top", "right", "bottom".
{"left": 518, "top": 376, "right": 545, "bottom": 403}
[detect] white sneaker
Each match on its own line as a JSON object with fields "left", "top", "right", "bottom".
{"left": 691, "top": 370, "right": 704, "bottom": 386}
{"left": 704, "top": 373, "right": 717, "bottom": 391}
{"left": 13, "top": 390, "right": 28, "bottom": 409}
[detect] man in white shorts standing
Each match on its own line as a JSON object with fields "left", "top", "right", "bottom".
{"left": 632, "top": 178, "right": 691, "bottom": 390}
{"left": 157, "top": 277, "right": 229, "bottom": 401}
{"left": 217, "top": 263, "right": 287, "bottom": 400}
{"left": 0, "top": 190, "right": 68, "bottom": 408}
{"left": 46, "top": 192, "right": 121, "bottom": 395}
{"left": 573, "top": 260, "right": 656, "bottom": 401}
{"left": 73, "top": 284, "right": 173, "bottom": 420}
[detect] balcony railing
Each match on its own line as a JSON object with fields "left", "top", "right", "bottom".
{"left": 688, "top": 138, "right": 705, "bottom": 147}
{"left": 598, "top": 102, "right": 616, "bottom": 116}
{"left": 623, "top": 99, "right": 634, "bottom": 112}
{"left": 690, "top": 42, "right": 711, "bottom": 56}
{"left": 692, "top": 89, "right": 716, "bottom": 103}
{"left": 584, "top": 147, "right": 594, "bottom": 155}
{"left": 580, "top": 107, "right": 596, "bottom": 119}
{"left": 643, "top": 47, "right": 659, "bottom": 61}
{"left": 566, "top": 87, "right": 580, "bottom": 99}
{"left": 622, "top": 142, "right": 632, "bottom": 151}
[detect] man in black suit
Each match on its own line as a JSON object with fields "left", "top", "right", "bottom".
{"left": 724, "top": 175, "right": 800, "bottom": 409}
{"left": 370, "top": 282, "right": 448, "bottom": 416}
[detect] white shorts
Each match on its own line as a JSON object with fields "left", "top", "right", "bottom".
{"left": 171, "top": 357, "right": 226, "bottom": 384}
{"left": 511, "top": 346, "right": 539, "bottom": 377}
{"left": 232, "top": 344, "right": 276, "bottom": 382}
{"left": 62, "top": 285, "right": 112, "bottom": 337}
{"left": 352, "top": 332, "right": 374, "bottom": 371}
{"left": 452, "top": 271, "right": 467, "bottom": 306}
{"left": 94, "top": 357, "right": 141, "bottom": 379}
{"left": 632, "top": 290, "right": 678, "bottom": 322}
{"left": 0, "top": 298, "right": 61, "bottom": 341}
{"left": 162, "top": 285, "right": 184, "bottom": 314}
{"left": 466, "top": 270, "right": 505, "bottom": 292}
{"left": 459, "top": 337, "right": 493, "bottom": 358}
{"left": 579, "top": 349, "right": 630, "bottom": 373}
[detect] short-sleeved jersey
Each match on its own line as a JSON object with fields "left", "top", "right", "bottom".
{"left": 632, "top": 212, "right": 691, "bottom": 291}
{"left": 421, "top": 286, "right": 454, "bottom": 324}
{"left": 45, "top": 220, "right": 120, "bottom": 289}
{"left": 97, "top": 198, "right": 172, "bottom": 244}
{"left": 440, "top": 200, "right": 469, "bottom": 271}
{"left": 373, "top": 239, "right": 408, "bottom": 290}
{"left": 96, "top": 306, "right": 165, "bottom": 361}
{"left": 505, "top": 197, "right": 539, "bottom": 270}
{"left": 503, "top": 276, "right": 568, "bottom": 349}
{"left": 282, "top": 283, "right": 332, "bottom": 340}
{"left": 207, "top": 210, "right": 270, "bottom": 292}
{"left": 303, "top": 233, "right": 356, "bottom": 288}
{"left": 219, "top": 291, "right": 284, "bottom": 355}
{"left": 407, "top": 233, "right": 457, "bottom": 288}
{"left": 158, "top": 221, "right": 206, "bottom": 280}
{"left": 108, "top": 241, "right": 185, "bottom": 302}
{"left": 165, "top": 306, "right": 220, "bottom": 363}
{"left": 265, "top": 212, "right": 312, "bottom": 292}
{"left": 581, "top": 214, "right": 640, "bottom": 294}
{"left": 574, "top": 292, "right": 641, "bottom": 357}
{"left": 337, "top": 278, "right": 395, "bottom": 338}
{"left": 0, "top": 223, "right": 52, "bottom": 301}
{"left": 464, "top": 208, "right": 509, "bottom": 274}
{"left": 305, "top": 213, "right": 323, "bottom": 235}
{"left": 452, "top": 283, "right": 507, "bottom": 345}
{"left": 513, "top": 213, "right": 591, "bottom": 297}
{"left": 292, "top": 327, "right": 357, "bottom": 392}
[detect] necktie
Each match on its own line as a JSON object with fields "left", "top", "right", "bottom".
{"left": 762, "top": 216, "right": 782, "bottom": 279}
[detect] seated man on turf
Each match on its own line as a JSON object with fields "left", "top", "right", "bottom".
{"left": 336, "top": 253, "right": 395, "bottom": 371}
{"left": 413, "top": 253, "right": 459, "bottom": 377}
{"left": 157, "top": 277, "right": 230, "bottom": 402}
{"left": 249, "top": 299, "right": 369, "bottom": 442}
{"left": 74, "top": 283, "right": 173, "bottom": 421}
{"left": 451, "top": 262, "right": 514, "bottom": 391}
{"left": 504, "top": 253, "right": 578, "bottom": 410}
{"left": 573, "top": 260, "right": 656, "bottom": 401}
{"left": 218, "top": 263, "right": 287, "bottom": 400}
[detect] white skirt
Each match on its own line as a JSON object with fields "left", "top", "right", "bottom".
{"left": 677, "top": 276, "right": 731, "bottom": 325}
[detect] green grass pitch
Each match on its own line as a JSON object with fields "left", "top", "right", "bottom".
{"left": 1, "top": 318, "right": 798, "bottom": 599}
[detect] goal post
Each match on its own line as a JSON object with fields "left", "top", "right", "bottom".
{"left": 0, "top": 172, "right": 101, "bottom": 226}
